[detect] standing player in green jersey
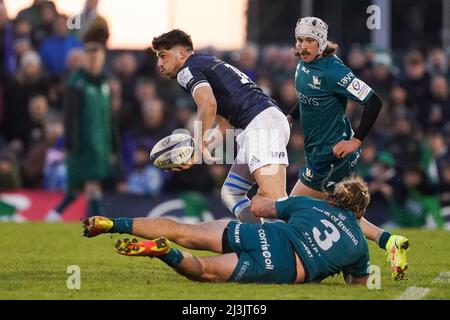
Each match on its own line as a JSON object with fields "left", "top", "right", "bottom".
{"left": 82, "top": 175, "right": 370, "bottom": 285}
{"left": 286, "top": 17, "right": 408, "bottom": 280}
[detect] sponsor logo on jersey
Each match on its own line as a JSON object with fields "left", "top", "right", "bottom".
{"left": 346, "top": 78, "right": 372, "bottom": 102}
{"left": 234, "top": 222, "right": 242, "bottom": 244}
{"left": 303, "top": 167, "right": 314, "bottom": 181}
{"left": 337, "top": 71, "right": 355, "bottom": 87}
{"left": 234, "top": 260, "right": 250, "bottom": 281}
{"left": 258, "top": 228, "right": 274, "bottom": 270}
{"left": 301, "top": 65, "right": 310, "bottom": 74}
{"left": 297, "top": 91, "right": 319, "bottom": 107}
{"left": 271, "top": 151, "right": 286, "bottom": 158}
{"left": 308, "top": 75, "right": 322, "bottom": 90}
{"left": 313, "top": 76, "right": 321, "bottom": 86}
{"left": 250, "top": 156, "right": 260, "bottom": 166}
{"left": 177, "top": 67, "right": 194, "bottom": 89}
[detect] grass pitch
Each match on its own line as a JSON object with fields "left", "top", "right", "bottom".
{"left": 0, "top": 223, "right": 449, "bottom": 300}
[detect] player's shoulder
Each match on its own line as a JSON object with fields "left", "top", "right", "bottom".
{"left": 323, "top": 54, "right": 350, "bottom": 72}
{"left": 322, "top": 55, "right": 355, "bottom": 85}
{"left": 184, "top": 53, "right": 218, "bottom": 68}
{"left": 283, "top": 195, "right": 326, "bottom": 207}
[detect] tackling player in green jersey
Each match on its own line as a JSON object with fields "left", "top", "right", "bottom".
{"left": 286, "top": 17, "right": 408, "bottom": 280}
{"left": 83, "top": 175, "right": 370, "bottom": 285}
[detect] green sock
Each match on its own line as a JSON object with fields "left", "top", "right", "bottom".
{"left": 110, "top": 218, "right": 133, "bottom": 234}
{"left": 158, "top": 248, "right": 184, "bottom": 267}
{"left": 377, "top": 230, "right": 392, "bottom": 250}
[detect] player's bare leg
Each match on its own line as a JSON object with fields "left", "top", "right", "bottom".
{"left": 83, "top": 216, "right": 229, "bottom": 253}
{"left": 290, "top": 179, "right": 326, "bottom": 199}
{"left": 170, "top": 252, "right": 238, "bottom": 282}
{"left": 115, "top": 235, "right": 238, "bottom": 283}
{"left": 250, "top": 164, "right": 288, "bottom": 221}
{"left": 131, "top": 218, "right": 229, "bottom": 253}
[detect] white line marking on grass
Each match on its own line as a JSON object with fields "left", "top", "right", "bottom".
{"left": 396, "top": 271, "right": 450, "bottom": 300}
{"left": 432, "top": 272, "right": 450, "bottom": 284}
{"left": 396, "top": 287, "right": 430, "bottom": 300}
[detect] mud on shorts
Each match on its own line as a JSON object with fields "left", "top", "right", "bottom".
{"left": 299, "top": 148, "right": 361, "bottom": 192}
{"left": 222, "top": 221, "right": 297, "bottom": 284}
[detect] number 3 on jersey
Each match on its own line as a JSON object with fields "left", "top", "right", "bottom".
{"left": 312, "top": 219, "right": 341, "bottom": 251}
{"left": 224, "top": 63, "right": 250, "bottom": 84}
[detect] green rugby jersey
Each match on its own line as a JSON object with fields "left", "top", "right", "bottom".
{"left": 295, "top": 55, "right": 373, "bottom": 156}
{"left": 274, "top": 195, "right": 370, "bottom": 282}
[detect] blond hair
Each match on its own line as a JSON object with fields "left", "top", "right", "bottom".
{"left": 326, "top": 175, "right": 370, "bottom": 218}
{"left": 322, "top": 41, "right": 339, "bottom": 56}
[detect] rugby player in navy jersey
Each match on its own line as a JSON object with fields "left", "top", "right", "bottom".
{"left": 150, "top": 29, "right": 291, "bottom": 223}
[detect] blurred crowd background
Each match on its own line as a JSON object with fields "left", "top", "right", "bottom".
{"left": 0, "top": 0, "right": 449, "bottom": 228}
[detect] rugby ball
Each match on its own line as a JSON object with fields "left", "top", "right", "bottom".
{"left": 150, "top": 133, "right": 195, "bottom": 169}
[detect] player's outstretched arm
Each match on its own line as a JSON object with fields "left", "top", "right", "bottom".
{"left": 250, "top": 194, "right": 278, "bottom": 218}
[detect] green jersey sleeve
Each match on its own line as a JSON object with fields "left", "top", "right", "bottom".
{"left": 275, "top": 196, "right": 311, "bottom": 219}
{"left": 342, "top": 251, "right": 371, "bottom": 278}
{"left": 326, "top": 59, "right": 374, "bottom": 104}
{"left": 275, "top": 197, "right": 298, "bottom": 219}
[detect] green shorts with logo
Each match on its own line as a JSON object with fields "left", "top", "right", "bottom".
{"left": 299, "top": 149, "right": 361, "bottom": 192}
{"left": 224, "top": 221, "right": 297, "bottom": 284}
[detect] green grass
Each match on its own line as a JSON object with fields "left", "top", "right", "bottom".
{"left": 0, "top": 223, "right": 449, "bottom": 299}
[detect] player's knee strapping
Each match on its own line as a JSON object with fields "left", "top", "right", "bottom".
{"left": 221, "top": 173, "right": 256, "bottom": 218}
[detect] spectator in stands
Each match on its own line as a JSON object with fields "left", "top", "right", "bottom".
{"left": 19, "top": 94, "right": 49, "bottom": 152}
{"left": 385, "top": 113, "right": 423, "bottom": 170}
{"left": 42, "top": 115, "right": 65, "bottom": 191}
{"left": 39, "top": 14, "right": 82, "bottom": 77}
{"left": 0, "top": 3, "right": 14, "bottom": 83}
{"left": 119, "top": 77, "right": 157, "bottom": 133}
{"left": 4, "top": 50, "right": 49, "bottom": 151}
{"left": 346, "top": 44, "right": 370, "bottom": 81}
{"left": 32, "top": 1, "right": 58, "bottom": 49}
{"left": 16, "top": 0, "right": 46, "bottom": 30}
{"left": 401, "top": 50, "right": 431, "bottom": 118}
{"left": 0, "top": 148, "right": 21, "bottom": 190}
{"left": 427, "top": 47, "right": 449, "bottom": 79}
{"left": 12, "top": 17, "right": 33, "bottom": 71}
{"left": 424, "top": 130, "right": 450, "bottom": 186}
{"left": 356, "top": 139, "right": 377, "bottom": 180}
{"left": 419, "top": 75, "right": 450, "bottom": 132}
{"left": 275, "top": 79, "right": 297, "bottom": 113}
{"left": 112, "top": 53, "right": 139, "bottom": 107}
{"left": 370, "top": 51, "right": 396, "bottom": 101}
{"left": 384, "top": 166, "right": 442, "bottom": 228}
{"left": 22, "top": 113, "right": 63, "bottom": 188}
{"left": 234, "top": 44, "right": 258, "bottom": 81}
{"left": 121, "top": 98, "right": 171, "bottom": 175}
{"left": 173, "top": 97, "right": 195, "bottom": 129}
{"left": 125, "top": 144, "right": 168, "bottom": 195}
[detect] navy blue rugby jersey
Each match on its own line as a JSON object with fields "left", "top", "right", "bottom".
{"left": 176, "top": 54, "right": 279, "bottom": 129}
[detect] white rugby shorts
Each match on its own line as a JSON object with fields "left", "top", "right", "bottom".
{"left": 235, "top": 107, "right": 290, "bottom": 173}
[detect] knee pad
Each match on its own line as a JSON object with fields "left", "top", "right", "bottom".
{"left": 221, "top": 173, "right": 255, "bottom": 217}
